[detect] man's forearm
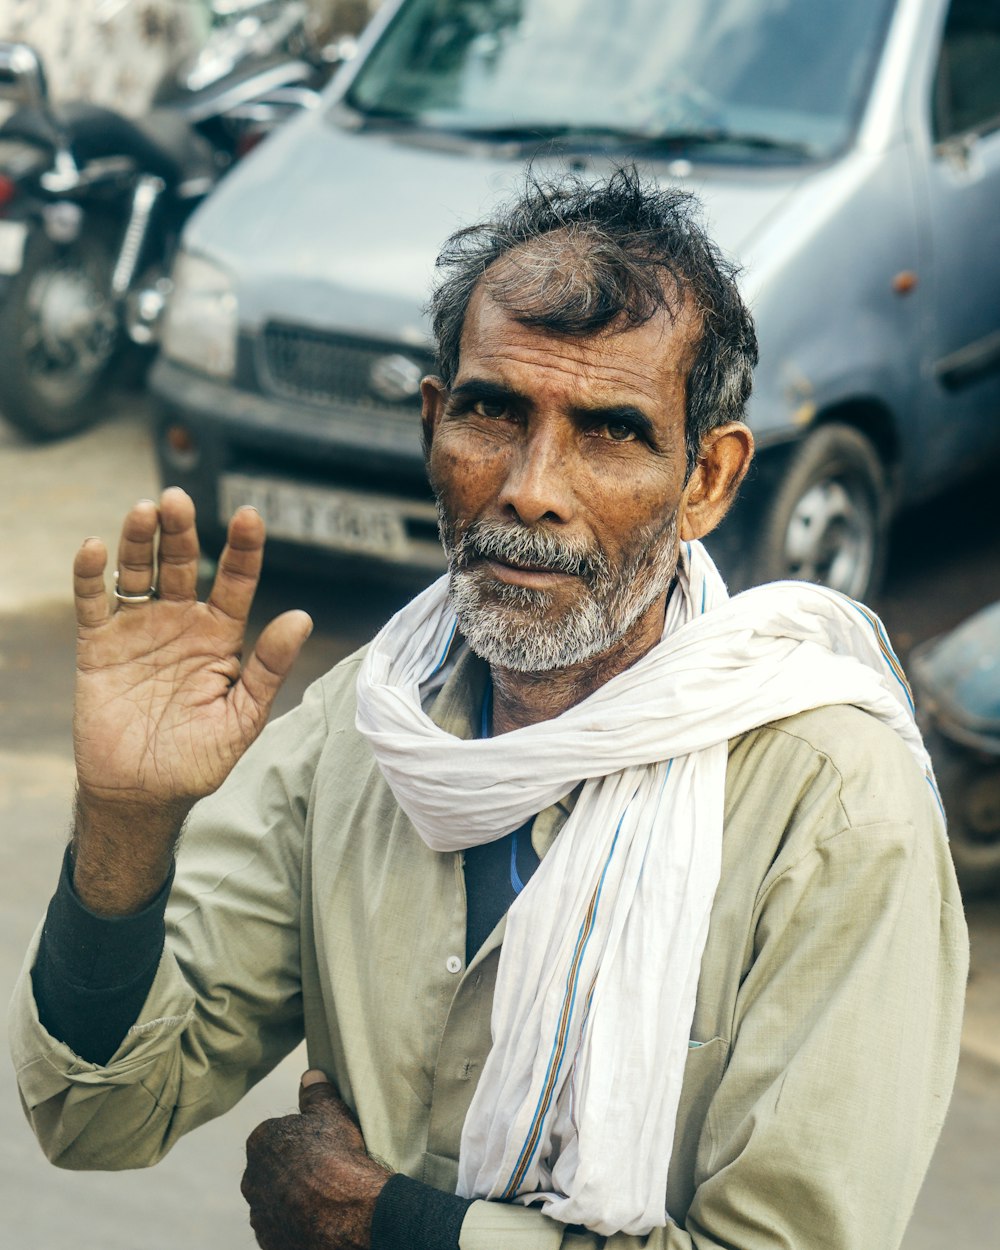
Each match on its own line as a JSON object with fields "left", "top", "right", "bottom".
{"left": 71, "top": 789, "right": 189, "bottom": 916}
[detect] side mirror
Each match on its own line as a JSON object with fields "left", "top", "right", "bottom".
{"left": 0, "top": 42, "right": 49, "bottom": 111}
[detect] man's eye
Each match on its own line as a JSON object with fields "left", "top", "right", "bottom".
{"left": 601, "top": 421, "right": 637, "bottom": 442}
{"left": 472, "top": 400, "right": 507, "bottom": 419}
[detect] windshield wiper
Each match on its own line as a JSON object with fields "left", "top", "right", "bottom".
{"left": 644, "top": 128, "right": 818, "bottom": 158}
{"left": 332, "top": 109, "right": 819, "bottom": 160}
{"left": 330, "top": 100, "right": 421, "bottom": 132}
{"left": 426, "top": 121, "right": 819, "bottom": 160}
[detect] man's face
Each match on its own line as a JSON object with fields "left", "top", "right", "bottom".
{"left": 422, "top": 286, "right": 706, "bottom": 674}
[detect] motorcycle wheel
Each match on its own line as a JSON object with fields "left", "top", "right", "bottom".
{"left": 926, "top": 727, "right": 1000, "bottom": 898}
{"left": 0, "top": 222, "right": 120, "bottom": 441}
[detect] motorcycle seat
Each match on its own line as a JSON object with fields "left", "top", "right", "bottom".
{"left": 0, "top": 103, "right": 217, "bottom": 188}
{"left": 135, "top": 109, "right": 219, "bottom": 185}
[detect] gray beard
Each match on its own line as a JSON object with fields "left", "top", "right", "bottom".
{"left": 439, "top": 508, "right": 680, "bottom": 674}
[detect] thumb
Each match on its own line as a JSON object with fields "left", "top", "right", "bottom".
{"left": 236, "top": 610, "right": 314, "bottom": 725}
{"left": 298, "top": 1068, "right": 342, "bottom": 1115}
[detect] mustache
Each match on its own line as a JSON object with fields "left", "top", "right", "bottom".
{"left": 450, "top": 519, "right": 609, "bottom": 584}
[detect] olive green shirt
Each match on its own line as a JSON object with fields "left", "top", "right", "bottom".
{"left": 10, "top": 645, "right": 968, "bottom": 1249}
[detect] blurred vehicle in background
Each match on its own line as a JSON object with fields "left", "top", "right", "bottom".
{"left": 0, "top": 0, "right": 343, "bottom": 441}
{"left": 151, "top": 0, "right": 1000, "bottom": 600}
{"left": 912, "top": 600, "right": 1000, "bottom": 896}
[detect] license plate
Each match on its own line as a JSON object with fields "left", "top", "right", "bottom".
{"left": 219, "top": 474, "right": 409, "bottom": 558}
{"left": 0, "top": 219, "right": 28, "bottom": 275}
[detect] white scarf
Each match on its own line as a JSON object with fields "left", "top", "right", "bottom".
{"left": 355, "top": 541, "right": 935, "bottom": 1236}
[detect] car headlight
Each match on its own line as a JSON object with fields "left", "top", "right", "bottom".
{"left": 161, "top": 252, "right": 238, "bottom": 380}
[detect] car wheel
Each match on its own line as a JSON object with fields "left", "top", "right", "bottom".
{"left": 0, "top": 224, "right": 120, "bottom": 441}
{"left": 925, "top": 728, "right": 1000, "bottom": 898}
{"left": 751, "top": 423, "right": 889, "bottom": 601}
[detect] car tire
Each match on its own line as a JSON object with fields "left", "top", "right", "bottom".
{"left": 924, "top": 728, "right": 1000, "bottom": 898}
{"left": 0, "top": 223, "right": 120, "bottom": 442}
{"left": 750, "top": 423, "right": 889, "bottom": 601}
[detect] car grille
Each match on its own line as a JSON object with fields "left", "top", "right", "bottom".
{"left": 260, "top": 323, "right": 433, "bottom": 411}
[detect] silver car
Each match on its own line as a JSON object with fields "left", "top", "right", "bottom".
{"left": 150, "top": 0, "right": 1000, "bottom": 600}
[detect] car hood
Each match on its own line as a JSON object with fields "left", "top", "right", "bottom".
{"left": 185, "top": 110, "right": 812, "bottom": 341}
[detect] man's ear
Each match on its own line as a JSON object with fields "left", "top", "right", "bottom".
{"left": 420, "top": 376, "right": 448, "bottom": 459}
{"left": 678, "top": 423, "right": 754, "bottom": 541}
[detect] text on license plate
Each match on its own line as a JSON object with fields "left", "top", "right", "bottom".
{"left": 219, "top": 475, "right": 410, "bottom": 558}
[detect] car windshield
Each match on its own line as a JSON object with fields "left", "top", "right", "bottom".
{"left": 341, "top": 0, "right": 896, "bottom": 161}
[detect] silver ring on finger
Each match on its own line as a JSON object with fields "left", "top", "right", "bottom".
{"left": 114, "top": 569, "right": 158, "bottom": 605}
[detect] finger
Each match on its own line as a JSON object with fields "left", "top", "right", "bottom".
{"left": 115, "top": 498, "right": 159, "bottom": 602}
{"left": 74, "top": 537, "right": 110, "bottom": 629}
{"left": 298, "top": 1074, "right": 366, "bottom": 1152}
{"left": 155, "top": 487, "right": 200, "bottom": 603}
{"left": 232, "top": 610, "right": 313, "bottom": 724}
{"left": 207, "top": 506, "right": 266, "bottom": 622}
{"left": 298, "top": 1069, "right": 337, "bottom": 1114}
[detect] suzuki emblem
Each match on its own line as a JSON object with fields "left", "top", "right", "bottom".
{"left": 369, "top": 353, "right": 424, "bottom": 403}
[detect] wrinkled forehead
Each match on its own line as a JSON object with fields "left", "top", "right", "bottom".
{"left": 489, "top": 226, "right": 689, "bottom": 311}
{"left": 453, "top": 292, "right": 697, "bottom": 429}
{"left": 475, "top": 228, "right": 700, "bottom": 360}
{"left": 464, "top": 232, "right": 700, "bottom": 380}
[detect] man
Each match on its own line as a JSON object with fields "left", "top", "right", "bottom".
{"left": 11, "top": 168, "right": 967, "bottom": 1249}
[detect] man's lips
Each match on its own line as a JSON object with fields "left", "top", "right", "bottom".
{"left": 482, "top": 556, "right": 578, "bottom": 588}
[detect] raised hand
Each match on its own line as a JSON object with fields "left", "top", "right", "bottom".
{"left": 70, "top": 487, "right": 312, "bottom": 915}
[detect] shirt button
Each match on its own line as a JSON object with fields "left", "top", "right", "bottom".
{"left": 446, "top": 955, "right": 463, "bottom": 974}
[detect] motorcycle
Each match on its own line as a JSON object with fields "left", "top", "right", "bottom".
{"left": 911, "top": 600, "right": 1000, "bottom": 897}
{"left": 0, "top": 1, "right": 333, "bottom": 441}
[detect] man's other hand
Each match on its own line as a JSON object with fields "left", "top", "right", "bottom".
{"left": 242, "top": 1070, "right": 393, "bottom": 1250}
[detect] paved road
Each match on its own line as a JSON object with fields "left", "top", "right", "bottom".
{"left": 1, "top": 401, "right": 998, "bottom": 1248}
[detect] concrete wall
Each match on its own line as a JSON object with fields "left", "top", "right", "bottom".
{"left": 0, "top": 0, "right": 385, "bottom": 119}
{"left": 0, "top": 0, "right": 206, "bottom": 116}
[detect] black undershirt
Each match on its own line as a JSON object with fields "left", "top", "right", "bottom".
{"left": 463, "top": 819, "right": 539, "bottom": 964}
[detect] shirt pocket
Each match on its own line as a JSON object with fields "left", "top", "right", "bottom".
{"left": 666, "top": 1036, "right": 731, "bottom": 1221}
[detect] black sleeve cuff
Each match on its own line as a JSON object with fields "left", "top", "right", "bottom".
{"left": 371, "top": 1173, "right": 473, "bottom": 1250}
{"left": 31, "top": 845, "right": 173, "bottom": 1065}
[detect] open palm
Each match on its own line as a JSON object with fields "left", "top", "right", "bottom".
{"left": 73, "top": 488, "right": 312, "bottom": 811}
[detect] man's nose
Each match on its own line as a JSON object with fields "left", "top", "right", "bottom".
{"left": 496, "top": 426, "right": 576, "bottom": 527}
